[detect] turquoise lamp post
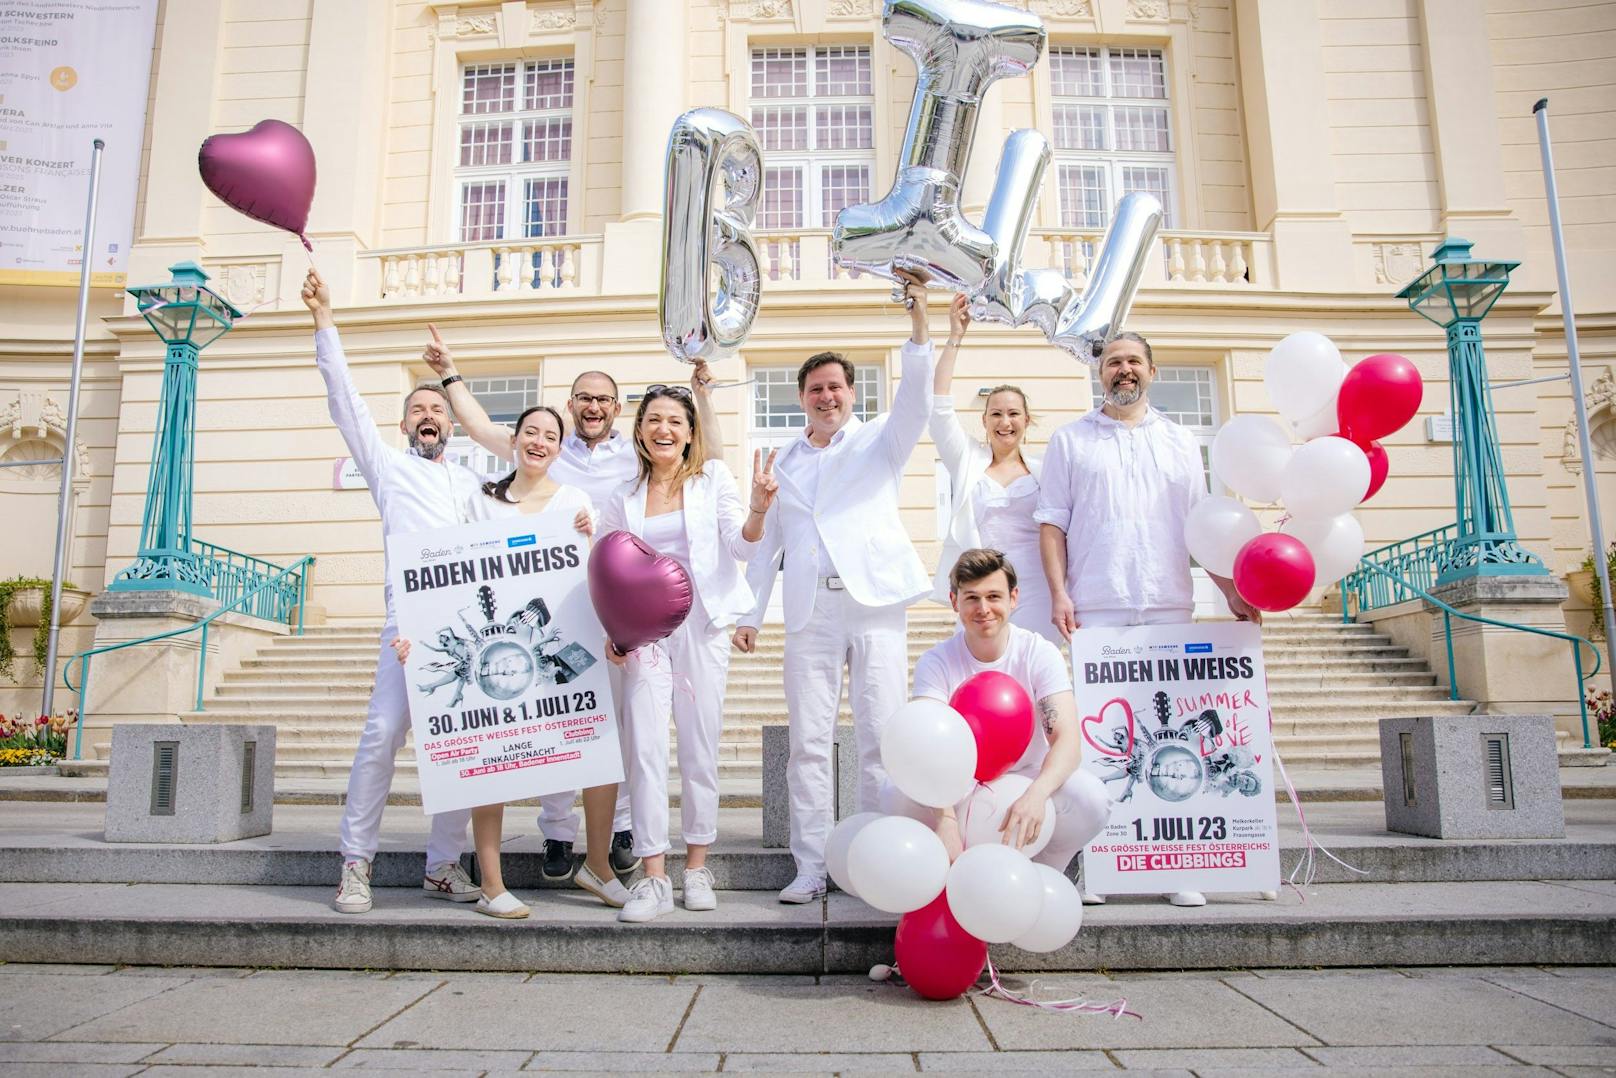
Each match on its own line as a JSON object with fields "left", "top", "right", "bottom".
{"left": 1396, "top": 239, "right": 1548, "bottom": 586}
{"left": 108, "top": 261, "right": 240, "bottom": 597}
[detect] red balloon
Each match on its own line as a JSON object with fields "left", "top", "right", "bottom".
{"left": 199, "top": 119, "right": 318, "bottom": 251}
{"left": 949, "top": 671, "right": 1034, "bottom": 783}
{"left": 1233, "top": 533, "right": 1316, "bottom": 613}
{"left": 894, "top": 892, "right": 988, "bottom": 1001}
{"left": 1361, "top": 440, "right": 1389, "bottom": 501}
{"left": 1337, "top": 353, "right": 1422, "bottom": 444}
{"left": 588, "top": 530, "right": 693, "bottom": 652}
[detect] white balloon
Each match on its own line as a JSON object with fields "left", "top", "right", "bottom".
{"left": 1265, "top": 331, "right": 1346, "bottom": 422}
{"left": 877, "top": 779, "right": 935, "bottom": 825}
{"left": 879, "top": 699, "right": 978, "bottom": 808}
{"left": 1185, "top": 496, "right": 1263, "bottom": 578}
{"left": 1280, "top": 436, "right": 1370, "bottom": 520}
{"left": 1010, "top": 864, "right": 1084, "bottom": 953}
{"left": 826, "top": 811, "right": 882, "bottom": 897}
{"left": 959, "top": 773, "right": 1054, "bottom": 858}
{"left": 945, "top": 843, "right": 1046, "bottom": 943}
{"left": 846, "top": 815, "right": 950, "bottom": 914}
{"left": 1210, "top": 415, "right": 1292, "bottom": 504}
{"left": 1061, "top": 769, "right": 1114, "bottom": 849}
{"left": 1292, "top": 396, "right": 1343, "bottom": 441}
{"left": 1286, "top": 513, "right": 1366, "bottom": 588}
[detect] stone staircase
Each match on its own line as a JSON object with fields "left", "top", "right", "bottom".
{"left": 95, "top": 608, "right": 1488, "bottom": 779}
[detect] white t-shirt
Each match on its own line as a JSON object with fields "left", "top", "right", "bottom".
{"left": 912, "top": 624, "right": 1072, "bottom": 775}
{"left": 468, "top": 482, "right": 593, "bottom": 524}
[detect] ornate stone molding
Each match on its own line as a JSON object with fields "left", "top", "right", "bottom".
{"left": 1043, "top": 0, "right": 1094, "bottom": 16}
{"left": 1127, "top": 0, "right": 1168, "bottom": 20}
{"left": 456, "top": 13, "right": 497, "bottom": 36}
{"left": 0, "top": 390, "right": 92, "bottom": 480}
{"left": 721, "top": 0, "right": 794, "bottom": 21}
{"left": 1373, "top": 242, "right": 1426, "bottom": 288}
{"left": 1562, "top": 366, "right": 1616, "bottom": 475}
{"left": 827, "top": 0, "right": 876, "bottom": 16}
{"left": 531, "top": 7, "right": 576, "bottom": 32}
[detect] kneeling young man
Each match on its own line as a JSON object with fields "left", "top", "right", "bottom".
{"left": 887, "top": 548, "right": 1108, "bottom": 868}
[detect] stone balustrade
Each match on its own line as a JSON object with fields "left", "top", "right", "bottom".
{"left": 359, "top": 236, "right": 600, "bottom": 301}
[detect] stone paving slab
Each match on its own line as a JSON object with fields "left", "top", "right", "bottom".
{"left": 0, "top": 971, "right": 190, "bottom": 1042}
{"left": 672, "top": 981, "right": 990, "bottom": 1054}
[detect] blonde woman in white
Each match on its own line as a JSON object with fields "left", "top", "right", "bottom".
{"left": 930, "top": 296, "right": 1056, "bottom": 643}
{"left": 600, "top": 381, "right": 773, "bottom": 922}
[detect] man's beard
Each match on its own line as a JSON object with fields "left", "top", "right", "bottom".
{"left": 1105, "top": 382, "right": 1144, "bottom": 408}
{"left": 409, "top": 430, "right": 446, "bottom": 460}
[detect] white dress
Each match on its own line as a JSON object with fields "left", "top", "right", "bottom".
{"left": 972, "top": 472, "right": 1057, "bottom": 643}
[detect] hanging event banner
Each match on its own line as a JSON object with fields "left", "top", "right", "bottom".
{"left": 388, "top": 512, "right": 622, "bottom": 816}
{"left": 0, "top": 0, "right": 159, "bottom": 287}
{"left": 1074, "top": 621, "right": 1280, "bottom": 895}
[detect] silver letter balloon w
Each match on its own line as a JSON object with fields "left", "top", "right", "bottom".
{"left": 832, "top": 0, "right": 1045, "bottom": 293}
{"left": 660, "top": 108, "right": 763, "bottom": 362}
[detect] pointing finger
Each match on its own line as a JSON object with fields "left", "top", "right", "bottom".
{"left": 428, "top": 323, "right": 444, "bottom": 346}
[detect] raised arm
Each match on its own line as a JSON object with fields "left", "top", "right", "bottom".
{"left": 878, "top": 271, "right": 936, "bottom": 470}
{"left": 691, "top": 359, "right": 725, "bottom": 462}
{"left": 929, "top": 294, "right": 978, "bottom": 477}
{"left": 303, "top": 269, "right": 391, "bottom": 486}
{"left": 713, "top": 458, "right": 765, "bottom": 558}
{"left": 421, "top": 323, "right": 514, "bottom": 462}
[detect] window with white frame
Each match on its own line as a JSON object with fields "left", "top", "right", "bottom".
{"left": 749, "top": 45, "right": 876, "bottom": 234}
{"left": 446, "top": 375, "right": 543, "bottom": 477}
{"left": 1050, "top": 47, "right": 1176, "bottom": 231}
{"left": 1090, "top": 365, "right": 1217, "bottom": 486}
{"left": 455, "top": 60, "right": 574, "bottom": 248}
{"left": 749, "top": 364, "right": 882, "bottom": 449}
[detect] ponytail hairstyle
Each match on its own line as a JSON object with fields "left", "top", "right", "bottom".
{"left": 482, "top": 404, "right": 566, "bottom": 502}
{"left": 632, "top": 384, "right": 707, "bottom": 492}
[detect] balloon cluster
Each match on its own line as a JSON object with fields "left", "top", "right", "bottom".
{"left": 827, "top": 672, "right": 1100, "bottom": 1001}
{"left": 1188, "top": 334, "right": 1424, "bottom": 613}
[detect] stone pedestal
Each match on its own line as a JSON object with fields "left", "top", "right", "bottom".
{"left": 83, "top": 591, "right": 222, "bottom": 733}
{"left": 761, "top": 724, "right": 859, "bottom": 850}
{"left": 105, "top": 722, "right": 275, "bottom": 842}
{"left": 1379, "top": 714, "right": 1564, "bottom": 839}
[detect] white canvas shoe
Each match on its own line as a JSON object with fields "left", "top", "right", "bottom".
{"left": 618, "top": 875, "right": 675, "bottom": 923}
{"left": 423, "top": 861, "right": 482, "bottom": 903}
{"left": 682, "top": 866, "right": 718, "bottom": 912}
{"left": 334, "top": 858, "right": 372, "bottom": 914}
{"left": 1080, "top": 892, "right": 1107, "bottom": 906}
{"left": 1168, "top": 890, "right": 1207, "bottom": 907}
{"left": 778, "top": 873, "right": 827, "bottom": 904}
{"left": 574, "top": 861, "right": 631, "bottom": 908}
{"left": 475, "top": 891, "right": 530, "bottom": 919}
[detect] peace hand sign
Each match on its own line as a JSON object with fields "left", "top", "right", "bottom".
{"left": 750, "top": 447, "right": 779, "bottom": 514}
{"left": 422, "top": 323, "right": 455, "bottom": 378}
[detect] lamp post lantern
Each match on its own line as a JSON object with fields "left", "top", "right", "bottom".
{"left": 107, "top": 261, "right": 240, "bottom": 597}
{"left": 1396, "top": 238, "right": 1549, "bottom": 587}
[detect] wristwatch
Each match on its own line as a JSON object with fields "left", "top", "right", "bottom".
{"left": 440, "top": 374, "right": 464, "bottom": 388}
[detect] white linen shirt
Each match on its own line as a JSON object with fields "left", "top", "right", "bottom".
{"left": 547, "top": 429, "right": 638, "bottom": 501}
{"left": 1033, "top": 406, "right": 1206, "bottom": 617}
{"left": 773, "top": 427, "right": 844, "bottom": 578}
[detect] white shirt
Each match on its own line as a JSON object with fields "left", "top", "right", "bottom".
{"left": 641, "top": 509, "right": 691, "bottom": 575}
{"left": 913, "top": 624, "right": 1072, "bottom": 774}
{"left": 469, "top": 482, "right": 593, "bottom": 524}
{"left": 314, "top": 327, "right": 483, "bottom": 625}
{"left": 548, "top": 430, "right": 637, "bottom": 502}
{"left": 774, "top": 427, "right": 844, "bottom": 577}
{"left": 1034, "top": 407, "right": 1206, "bottom": 617}
{"left": 973, "top": 473, "right": 1042, "bottom": 559}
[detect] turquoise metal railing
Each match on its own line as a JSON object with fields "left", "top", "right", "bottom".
{"left": 193, "top": 540, "right": 305, "bottom": 623}
{"left": 1341, "top": 556, "right": 1602, "bottom": 749}
{"left": 61, "top": 555, "right": 314, "bottom": 759}
{"left": 1339, "top": 524, "right": 1457, "bottom": 613}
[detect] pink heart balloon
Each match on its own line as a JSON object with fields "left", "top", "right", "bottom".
{"left": 198, "top": 119, "right": 317, "bottom": 250}
{"left": 588, "top": 530, "right": 694, "bottom": 652}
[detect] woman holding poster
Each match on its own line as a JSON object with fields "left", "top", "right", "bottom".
{"left": 394, "top": 404, "right": 619, "bottom": 919}
{"left": 929, "top": 297, "right": 1054, "bottom": 643}
{"left": 599, "top": 384, "right": 775, "bottom": 923}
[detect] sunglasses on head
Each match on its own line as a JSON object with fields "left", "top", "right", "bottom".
{"left": 645, "top": 384, "right": 694, "bottom": 400}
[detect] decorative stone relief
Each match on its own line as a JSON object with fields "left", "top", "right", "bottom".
{"left": 456, "top": 14, "right": 497, "bottom": 36}
{"left": 1126, "top": 0, "right": 1168, "bottom": 19}
{"left": 828, "top": 0, "right": 876, "bottom": 16}
{"left": 1373, "top": 243, "right": 1426, "bottom": 288}
{"left": 1043, "top": 0, "right": 1094, "bottom": 15}
{"left": 1562, "top": 366, "right": 1616, "bottom": 476}
{"left": 0, "top": 390, "right": 92, "bottom": 480}
{"left": 531, "top": 8, "right": 576, "bottom": 32}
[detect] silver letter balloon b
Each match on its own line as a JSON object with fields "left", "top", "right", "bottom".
{"left": 659, "top": 109, "right": 763, "bottom": 362}
{"left": 833, "top": 0, "right": 1045, "bottom": 294}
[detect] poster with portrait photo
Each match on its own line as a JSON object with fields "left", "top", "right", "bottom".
{"left": 388, "top": 511, "right": 621, "bottom": 815}
{"left": 1073, "top": 621, "right": 1280, "bottom": 895}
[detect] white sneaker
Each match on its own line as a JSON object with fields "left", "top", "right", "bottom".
{"left": 1168, "top": 890, "right": 1207, "bottom": 907}
{"left": 682, "top": 866, "right": 718, "bottom": 911}
{"left": 1259, "top": 890, "right": 1279, "bottom": 901}
{"left": 778, "top": 873, "right": 827, "bottom": 904}
{"left": 1080, "top": 891, "right": 1107, "bottom": 906}
{"left": 334, "top": 858, "right": 372, "bottom": 914}
{"left": 423, "top": 861, "right": 481, "bottom": 903}
{"left": 475, "top": 891, "right": 530, "bottom": 919}
{"left": 618, "top": 875, "right": 675, "bottom": 923}
{"left": 574, "top": 861, "right": 631, "bottom": 908}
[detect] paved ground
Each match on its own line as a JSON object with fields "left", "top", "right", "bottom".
{"left": 0, "top": 964, "right": 1611, "bottom": 1075}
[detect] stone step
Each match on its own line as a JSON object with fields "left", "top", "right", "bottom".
{"left": 0, "top": 880, "right": 1609, "bottom": 973}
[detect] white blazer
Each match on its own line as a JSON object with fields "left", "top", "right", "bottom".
{"left": 742, "top": 340, "right": 934, "bottom": 633}
{"left": 599, "top": 459, "right": 760, "bottom": 632}
{"left": 929, "top": 394, "right": 1043, "bottom": 603}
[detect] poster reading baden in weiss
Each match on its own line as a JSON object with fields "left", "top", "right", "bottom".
{"left": 1073, "top": 622, "right": 1280, "bottom": 896}
{"left": 388, "top": 513, "right": 621, "bottom": 816}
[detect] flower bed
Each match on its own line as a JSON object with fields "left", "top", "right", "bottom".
{"left": 0, "top": 712, "right": 70, "bottom": 765}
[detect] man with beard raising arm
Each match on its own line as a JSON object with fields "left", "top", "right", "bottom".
{"left": 303, "top": 269, "right": 481, "bottom": 915}
{"left": 1034, "top": 329, "right": 1261, "bottom": 909}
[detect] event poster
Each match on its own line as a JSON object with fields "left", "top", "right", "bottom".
{"left": 387, "top": 512, "right": 622, "bottom": 816}
{"left": 1074, "top": 622, "right": 1280, "bottom": 895}
{"left": 0, "top": 0, "right": 159, "bottom": 286}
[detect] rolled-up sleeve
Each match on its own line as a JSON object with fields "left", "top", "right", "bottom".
{"left": 1033, "top": 428, "right": 1075, "bottom": 529}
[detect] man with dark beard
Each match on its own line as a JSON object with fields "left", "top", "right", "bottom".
{"left": 1034, "top": 330, "right": 1261, "bottom": 909}
{"left": 303, "top": 269, "right": 482, "bottom": 915}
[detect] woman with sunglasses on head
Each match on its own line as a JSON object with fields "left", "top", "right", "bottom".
{"left": 392, "top": 404, "right": 615, "bottom": 919}
{"left": 930, "top": 295, "right": 1057, "bottom": 643}
{"left": 599, "top": 377, "right": 776, "bottom": 923}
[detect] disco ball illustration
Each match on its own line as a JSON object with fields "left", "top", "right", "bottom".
{"left": 477, "top": 640, "right": 535, "bottom": 700}
{"left": 1146, "top": 744, "right": 1204, "bottom": 802}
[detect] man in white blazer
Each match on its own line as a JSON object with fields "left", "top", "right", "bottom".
{"left": 733, "top": 273, "right": 935, "bottom": 902}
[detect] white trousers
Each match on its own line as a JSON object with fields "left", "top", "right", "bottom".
{"left": 879, "top": 769, "right": 1109, "bottom": 874}
{"left": 620, "top": 617, "right": 731, "bottom": 858}
{"left": 339, "top": 631, "right": 471, "bottom": 867}
{"left": 536, "top": 658, "right": 631, "bottom": 843}
{"left": 784, "top": 584, "right": 909, "bottom": 878}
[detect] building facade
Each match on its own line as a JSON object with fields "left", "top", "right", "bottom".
{"left": 2, "top": 0, "right": 1614, "bottom": 733}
